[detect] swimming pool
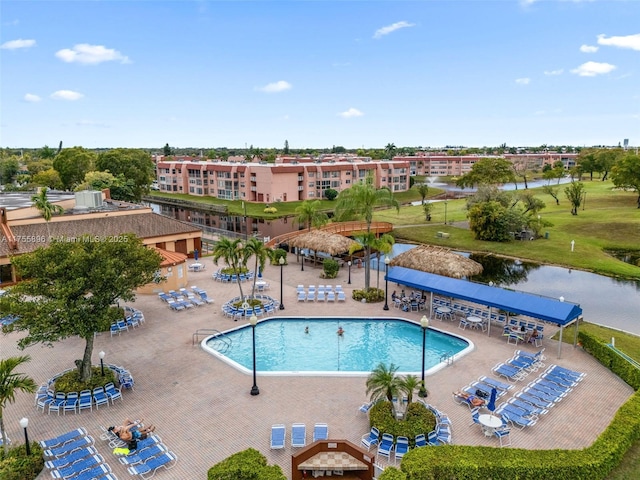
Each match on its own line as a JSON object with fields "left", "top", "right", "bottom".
{"left": 202, "top": 317, "right": 473, "bottom": 376}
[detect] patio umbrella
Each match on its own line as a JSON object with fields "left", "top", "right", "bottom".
{"left": 487, "top": 387, "right": 498, "bottom": 413}
{"left": 388, "top": 244, "right": 483, "bottom": 279}
{"left": 194, "top": 249, "right": 199, "bottom": 261}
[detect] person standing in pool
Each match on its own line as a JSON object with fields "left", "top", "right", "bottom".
{"left": 304, "top": 326, "right": 309, "bottom": 334}
{"left": 337, "top": 326, "right": 344, "bottom": 336}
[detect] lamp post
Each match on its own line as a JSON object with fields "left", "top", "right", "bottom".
{"left": 444, "top": 199, "right": 448, "bottom": 226}
{"left": 99, "top": 351, "right": 105, "bottom": 376}
{"left": 301, "top": 254, "right": 304, "bottom": 272}
{"left": 19, "top": 417, "right": 30, "bottom": 456}
{"left": 278, "top": 256, "right": 285, "bottom": 310}
{"left": 242, "top": 201, "right": 248, "bottom": 241}
{"left": 249, "top": 314, "right": 260, "bottom": 396}
{"left": 418, "top": 315, "right": 429, "bottom": 397}
{"left": 383, "top": 256, "right": 391, "bottom": 310}
{"left": 347, "top": 261, "right": 352, "bottom": 284}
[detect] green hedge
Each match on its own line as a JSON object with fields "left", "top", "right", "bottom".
{"left": 0, "top": 443, "right": 44, "bottom": 480}
{"left": 379, "top": 335, "right": 640, "bottom": 480}
{"left": 369, "top": 401, "right": 437, "bottom": 448}
{"left": 207, "top": 448, "right": 286, "bottom": 480}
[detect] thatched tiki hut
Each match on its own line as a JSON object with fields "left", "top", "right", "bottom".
{"left": 288, "top": 230, "right": 360, "bottom": 266}
{"left": 388, "top": 245, "right": 483, "bottom": 279}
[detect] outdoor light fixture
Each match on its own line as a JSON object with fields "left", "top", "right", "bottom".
{"left": 249, "top": 314, "right": 260, "bottom": 396}
{"left": 279, "top": 256, "right": 285, "bottom": 310}
{"left": 419, "top": 315, "right": 429, "bottom": 398}
{"left": 99, "top": 351, "right": 105, "bottom": 376}
{"left": 383, "top": 256, "right": 391, "bottom": 311}
{"left": 301, "top": 254, "right": 304, "bottom": 272}
{"left": 19, "top": 417, "right": 30, "bottom": 456}
{"left": 347, "top": 261, "right": 352, "bottom": 284}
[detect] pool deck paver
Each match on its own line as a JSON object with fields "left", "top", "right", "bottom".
{"left": 0, "top": 253, "right": 633, "bottom": 479}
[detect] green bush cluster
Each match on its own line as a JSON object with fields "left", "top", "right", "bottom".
{"left": 0, "top": 443, "right": 44, "bottom": 480}
{"left": 369, "top": 401, "right": 437, "bottom": 448}
{"left": 207, "top": 448, "right": 285, "bottom": 480}
{"left": 270, "top": 248, "right": 287, "bottom": 265}
{"left": 378, "top": 334, "right": 640, "bottom": 480}
{"left": 220, "top": 266, "right": 249, "bottom": 275}
{"left": 264, "top": 207, "right": 278, "bottom": 213}
{"left": 352, "top": 288, "right": 384, "bottom": 303}
{"left": 54, "top": 366, "right": 117, "bottom": 393}
{"left": 322, "top": 258, "right": 339, "bottom": 278}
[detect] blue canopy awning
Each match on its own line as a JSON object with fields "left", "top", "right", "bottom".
{"left": 386, "top": 266, "right": 582, "bottom": 326}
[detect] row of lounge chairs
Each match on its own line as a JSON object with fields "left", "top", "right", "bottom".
{"left": 212, "top": 270, "right": 255, "bottom": 283}
{"left": 41, "top": 428, "right": 117, "bottom": 480}
{"left": 492, "top": 349, "right": 547, "bottom": 382}
{"left": 36, "top": 382, "right": 123, "bottom": 415}
{"left": 100, "top": 424, "right": 178, "bottom": 478}
{"left": 158, "top": 287, "right": 214, "bottom": 311}
{"left": 110, "top": 309, "right": 145, "bottom": 336}
{"left": 453, "top": 376, "right": 514, "bottom": 409}
{"left": 270, "top": 423, "right": 328, "bottom": 449}
{"left": 297, "top": 285, "right": 346, "bottom": 302}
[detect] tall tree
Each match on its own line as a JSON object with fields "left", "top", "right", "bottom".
{"left": 0, "top": 356, "right": 37, "bottom": 455}
{"left": 0, "top": 156, "right": 20, "bottom": 185}
{"left": 335, "top": 174, "right": 399, "bottom": 290}
{"left": 385, "top": 143, "right": 397, "bottom": 161}
{"left": 52, "top": 146, "right": 96, "bottom": 190}
{"left": 0, "top": 235, "right": 162, "bottom": 382}
{"left": 244, "top": 237, "right": 269, "bottom": 300}
{"left": 37, "top": 145, "right": 57, "bottom": 159}
{"left": 456, "top": 158, "right": 515, "bottom": 189}
{"left": 31, "top": 187, "right": 64, "bottom": 239}
{"left": 366, "top": 363, "right": 402, "bottom": 417}
{"left": 542, "top": 185, "right": 560, "bottom": 205}
{"left": 611, "top": 153, "right": 640, "bottom": 208}
{"left": 414, "top": 183, "right": 429, "bottom": 204}
{"left": 163, "top": 143, "right": 172, "bottom": 156}
{"left": 212, "top": 237, "right": 248, "bottom": 303}
{"left": 564, "top": 181, "right": 586, "bottom": 215}
{"left": 283, "top": 140, "right": 290, "bottom": 155}
{"left": 371, "top": 233, "right": 395, "bottom": 289}
{"left": 294, "top": 200, "right": 329, "bottom": 232}
{"left": 96, "top": 148, "right": 155, "bottom": 201}
{"left": 399, "top": 374, "right": 422, "bottom": 405}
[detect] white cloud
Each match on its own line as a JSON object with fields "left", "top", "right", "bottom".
{"left": 544, "top": 69, "right": 564, "bottom": 76}
{"left": 571, "top": 61, "right": 617, "bottom": 77}
{"left": 580, "top": 44, "right": 598, "bottom": 53}
{"left": 24, "top": 93, "right": 41, "bottom": 102}
{"left": 76, "top": 119, "right": 109, "bottom": 128}
{"left": 338, "top": 108, "right": 364, "bottom": 118}
{"left": 1, "top": 38, "right": 36, "bottom": 50}
{"left": 55, "top": 44, "right": 130, "bottom": 65}
{"left": 256, "top": 80, "right": 292, "bottom": 93}
{"left": 597, "top": 33, "right": 640, "bottom": 51}
{"left": 515, "top": 78, "right": 531, "bottom": 85}
{"left": 373, "top": 21, "right": 415, "bottom": 39}
{"left": 50, "top": 90, "right": 84, "bottom": 101}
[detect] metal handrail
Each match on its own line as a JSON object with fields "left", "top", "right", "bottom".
{"left": 192, "top": 328, "right": 230, "bottom": 349}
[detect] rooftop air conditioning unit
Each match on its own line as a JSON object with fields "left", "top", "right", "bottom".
{"left": 75, "top": 190, "right": 103, "bottom": 209}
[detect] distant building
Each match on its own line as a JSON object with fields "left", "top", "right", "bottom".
{"left": 0, "top": 190, "right": 202, "bottom": 291}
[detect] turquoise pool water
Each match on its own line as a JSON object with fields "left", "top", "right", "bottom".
{"left": 202, "top": 317, "right": 473, "bottom": 376}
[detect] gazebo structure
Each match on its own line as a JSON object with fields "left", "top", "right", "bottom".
{"left": 388, "top": 244, "right": 483, "bottom": 279}
{"left": 288, "top": 230, "right": 360, "bottom": 265}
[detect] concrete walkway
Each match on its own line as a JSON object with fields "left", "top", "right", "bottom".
{"left": 1, "top": 253, "right": 633, "bottom": 479}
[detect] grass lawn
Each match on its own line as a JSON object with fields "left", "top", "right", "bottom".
{"left": 378, "top": 180, "right": 640, "bottom": 279}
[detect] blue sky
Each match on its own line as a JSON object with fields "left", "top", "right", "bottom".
{"left": 1, "top": 0, "right": 639, "bottom": 150}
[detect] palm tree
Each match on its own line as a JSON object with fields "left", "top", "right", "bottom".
{"left": 373, "top": 233, "right": 395, "bottom": 289}
{"left": 0, "top": 355, "right": 37, "bottom": 455}
{"left": 212, "top": 237, "right": 248, "bottom": 302}
{"left": 31, "top": 187, "right": 64, "bottom": 240}
{"left": 244, "top": 237, "right": 269, "bottom": 300}
{"left": 335, "top": 174, "right": 399, "bottom": 290}
{"left": 399, "top": 374, "right": 422, "bottom": 406}
{"left": 385, "top": 143, "right": 397, "bottom": 161}
{"left": 366, "top": 363, "right": 402, "bottom": 417}
{"left": 294, "top": 200, "right": 329, "bottom": 232}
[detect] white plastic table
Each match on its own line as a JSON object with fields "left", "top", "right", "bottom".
{"left": 478, "top": 414, "right": 503, "bottom": 436}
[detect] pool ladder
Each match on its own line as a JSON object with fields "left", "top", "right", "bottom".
{"left": 192, "top": 329, "right": 231, "bottom": 353}
{"left": 440, "top": 351, "right": 454, "bottom": 366}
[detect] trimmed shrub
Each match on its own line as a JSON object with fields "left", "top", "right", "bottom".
{"left": 369, "top": 401, "right": 437, "bottom": 447}
{"left": 322, "top": 258, "right": 339, "bottom": 279}
{"left": 264, "top": 207, "right": 278, "bottom": 214}
{"left": 207, "top": 448, "right": 286, "bottom": 480}
{"left": 270, "top": 248, "right": 287, "bottom": 265}
{"left": 54, "top": 366, "right": 117, "bottom": 393}
{"left": 0, "top": 443, "right": 44, "bottom": 480}
{"left": 352, "top": 288, "right": 384, "bottom": 303}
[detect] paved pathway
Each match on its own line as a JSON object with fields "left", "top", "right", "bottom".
{"left": 1, "top": 254, "right": 633, "bottom": 479}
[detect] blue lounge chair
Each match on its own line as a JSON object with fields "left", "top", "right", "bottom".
{"left": 270, "top": 424, "right": 285, "bottom": 449}
{"left": 394, "top": 436, "right": 409, "bottom": 463}
{"left": 118, "top": 444, "right": 167, "bottom": 466}
{"left": 44, "top": 435, "right": 94, "bottom": 458}
{"left": 92, "top": 387, "right": 110, "bottom": 409}
{"left": 291, "top": 423, "right": 306, "bottom": 448}
{"left": 478, "top": 376, "right": 514, "bottom": 392}
{"left": 414, "top": 433, "right": 427, "bottom": 448}
{"left": 40, "top": 428, "right": 87, "bottom": 449}
{"left": 515, "top": 391, "right": 554, "bottom": 409}
{"left": 50, "top": 454, "right": 102, "bottom": 479}
{"left": 104, "top": 382, "right": 123, "bottom": 405}
{"left": 44, "top": 446, "right": 96, "bottom": 469}
{"left": 48, "top": 392, "right": 66, "bottom": 415}
{"left": 77, "top": 390, "right": 93, "bottom": 413}
{"left": 361, "top": 427, "right": 379, "bottom": 451}
{"left": 313, "top": 423, "right": 328, "bottom": 442}
{"left": 127, "top": 452, "right": 177, "bottom": 479}
{"left": 68, "top": 463, "right": 111, "bottom": 480}
{"left": 62, "top": 392, "right": 78, "bottom": 415}
{"left": 376, "top": 433, "right": 394, "bottom": 462}
{"left": 358, "top": 401, "right": 373, "bottom": 414}
{"left": 494, "top": 426, "right": 511, "bottom": 447}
